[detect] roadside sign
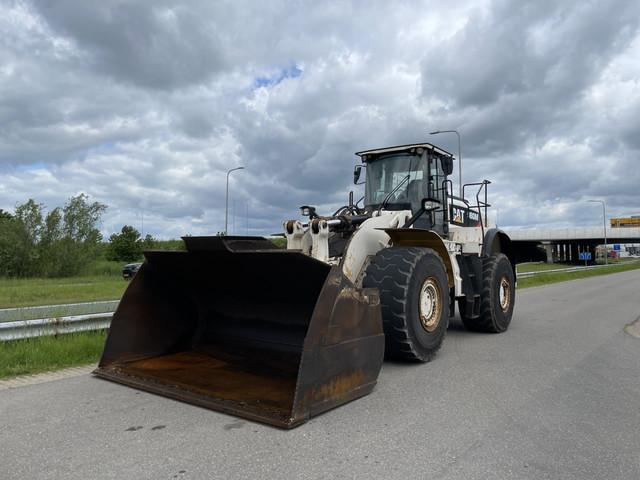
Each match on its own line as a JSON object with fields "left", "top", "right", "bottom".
{"left": 579, "top": 252, "right": 591, "bottom": 261}
{"left": 613, "top": 244, "right": 621, "bottom": 251}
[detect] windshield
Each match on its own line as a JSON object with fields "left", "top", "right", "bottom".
{"left": 364, "top": 153, "right": 430, "bottom": 210}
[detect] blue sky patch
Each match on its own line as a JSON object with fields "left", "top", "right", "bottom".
{"left": 16, "top": 162, "right": 48, "bottom": 172}
{"left": 254, "top": 63, "right": 303, "bottom": 89}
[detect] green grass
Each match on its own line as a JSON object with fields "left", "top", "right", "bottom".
{"left": 0, "top": 275, "right": 127, "bottom": 308}
{"left": 269, "top": 237, "right": 287, "bottom": 248}
{"left": 518, "top": 260, "right": 640, "bottom": 289}
{"left": 0, "top": 258, "right": 128, "bottom": 308}
{"left": 152, "top": 239, "right": 186, "bottom": 250}
{"left": 0, "top": 330, "right": 107, "bottom": 379}
{"left": 516, "top": 262, "right": 571, "bottom": 273}
{"left": 82, "top": 259, "right": 124, "bottom": 277}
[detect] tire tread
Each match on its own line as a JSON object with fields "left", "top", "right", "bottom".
{"left": 461, "top": 253, "right": 513, "bottom": 333}
{"left": 363, "top": 247, "right": 448, "bottom": 361}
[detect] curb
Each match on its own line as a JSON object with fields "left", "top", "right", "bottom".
{"left": 0, "top": 364, "right": 97, "bottom": 391}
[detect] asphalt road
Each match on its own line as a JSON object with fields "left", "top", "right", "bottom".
{"left": 2, "top": 270, "right": 639, "bottom": 480}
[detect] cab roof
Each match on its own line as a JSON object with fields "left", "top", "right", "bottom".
{"left": 355, "top": 143, "right": 453, "bottom": 161}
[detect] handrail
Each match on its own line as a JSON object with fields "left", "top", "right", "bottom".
{"left": 462, "top": 180, "right": 491, "bottom": 239}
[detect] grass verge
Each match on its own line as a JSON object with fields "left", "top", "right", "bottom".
{"left": 517, "top": 262, "right": 570, "bottom": 273}
{"left": 0, "top": 276, "right": 127, "bottom": 308}
{"left": 0, "top": 330, "right": 107, "bottom": 379}
{"left": 517, "top": 257, "right": 636, "bottom": 274}
{"left": 518, "top": 260, "right": 640, "bottom": 289}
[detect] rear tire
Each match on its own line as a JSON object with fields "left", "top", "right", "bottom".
{"left": 363, "top": 247, "right": 449, "bottom": 362}
{"left": 461, "top": 253, "right": 514, "bottom": 333}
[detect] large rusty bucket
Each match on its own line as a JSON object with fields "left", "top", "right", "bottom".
{"left": 94, "top": 236, "right": 384, "bottom": 428}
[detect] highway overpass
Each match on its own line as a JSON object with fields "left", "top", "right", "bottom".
{"left": 503, "top": 227, "right": 640, "bottom": 264}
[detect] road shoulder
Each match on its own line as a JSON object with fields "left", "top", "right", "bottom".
{"left": 0, "top": 364, "right": 96, "bottom": 391}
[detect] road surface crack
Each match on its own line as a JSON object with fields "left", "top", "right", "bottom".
{"left": 623, "top": 315, "right": 640, "bottom": 338}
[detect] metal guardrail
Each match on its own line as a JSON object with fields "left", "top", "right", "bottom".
{"left": 0, "top": 313, "right": 113, "bottom": 342}
{"left": 0, "top": 300, "right": 119, "bottom": 323}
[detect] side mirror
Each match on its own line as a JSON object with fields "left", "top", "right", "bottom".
{"left": 422, "top": 197, "right": 441, "bottom": 211}
{"left": 441, "top": 156, "right": 454, "bottom": 175}
{"left": 353, "top": 165, "right": 362, "bottom": 184}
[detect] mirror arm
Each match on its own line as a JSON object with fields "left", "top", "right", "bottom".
{"left": 402, "top": 207, "right": 426, "bottom": 228}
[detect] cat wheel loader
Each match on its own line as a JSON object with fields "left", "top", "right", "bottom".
{"left": 94, "top": 142, "right": 516, "bottom": 428}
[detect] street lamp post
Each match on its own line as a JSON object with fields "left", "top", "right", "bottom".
{"left": 430, "top": 129, "right": 462, "bottom": 197}
{"left": 225, "top": 166, "right": 244, "bottom": 235}
{"left": 588, "top": 199, "right": 607, "bottom": 265}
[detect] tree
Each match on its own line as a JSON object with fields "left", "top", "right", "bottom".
{"left": 0, "top": 209, "right": 13, "bottom": 221}
{"left": 0, "top": 194, "right": 107, "bottom": 278}
{"left": 8, "top": 200, "right": 44, "bottom": 276}
{"left": 0, "top": 212, "right": 24, "bottom": 276}
{"left": 107, "top": 225, "right": 143, "bottom": 262}
{"left": 14, "top": 199, "right": 43, "bottom": 244}
{"left": 39, "top": 208, "right": 64, "bottom": 276}
{"left": 62, "top": 194, "right": 107, "bottom": 244}
{"left": 56, "top": 194, "right": 107, "bottom": 276}
{"left": 142, "top": 234, "right": 156, "bottom": 250}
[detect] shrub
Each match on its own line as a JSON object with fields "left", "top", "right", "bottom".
{"left": 107, "top": 225, "right": 144, "bottom": 262}
{"left": 0, "top": 195, "right": 106, "bottom": 277}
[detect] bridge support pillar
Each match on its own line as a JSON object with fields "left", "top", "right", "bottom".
{"left": 543, "top": 243, "right": 554, "bottom": 263}
{"left": 570, "top": 243, "right": 579, "bottom": 264}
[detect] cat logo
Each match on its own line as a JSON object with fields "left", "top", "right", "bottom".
{"left": 450, "top": 205, "right": 480, "bottom": 227}
{"left": 452, "top": 206, "right": 465, "bottom": 224}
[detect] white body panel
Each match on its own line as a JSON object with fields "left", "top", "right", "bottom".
{"left": 448, "top": 225, "right": 483, "bottom": 254}
{"left": 284, "top": 212, "right": 487, "bottom": 299}
{"left": 443, "top": 239, "right": 463, "bottom": 297}
{"left": 341, "top": 211, "right": 411, "bottom": 285}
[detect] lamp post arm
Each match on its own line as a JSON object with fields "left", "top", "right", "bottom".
{"left": 455, "top": 131, "right": 462, "bottom": 198}
{"left": 225, "top": 171, "right": 230, "bottom": 234}
{"left": 224, "top": 167, "right": 245, "bottom": 235}
{"left": 588, "top": 199, "right": 607, "bottom": 265}
{"left": 603, "top": 202, "right": 607, "bottom": 265}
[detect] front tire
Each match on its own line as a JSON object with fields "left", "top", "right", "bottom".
{"left": 363, "top": 247, "right": 450, "bottom": 362}
{"left": 461, "top": 253, "right": 515, "bottom": 333}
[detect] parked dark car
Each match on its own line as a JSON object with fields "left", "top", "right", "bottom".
{"left": 122, "top": 262, "right": 143, "bottom": 280}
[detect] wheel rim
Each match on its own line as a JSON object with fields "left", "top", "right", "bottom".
{"left": 419, "top": 277, "right": 442, "bottom": 332}
{"left": 499, "top": 277, "right": 511, "bottom": 312}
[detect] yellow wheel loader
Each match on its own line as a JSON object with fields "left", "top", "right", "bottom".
{"left": 94, "top": 142, "right": 516, "bottom": 428}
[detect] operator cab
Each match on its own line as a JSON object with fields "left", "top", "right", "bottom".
{"left": 355, "top": 143, "right": 454, "bottom": 232}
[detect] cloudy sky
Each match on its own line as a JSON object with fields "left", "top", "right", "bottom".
{"left": 1, "top": 0, "right": 639, "bottom": 238}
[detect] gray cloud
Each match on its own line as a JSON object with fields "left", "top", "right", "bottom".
{"left": 36, "top": 1, "right": 227, "bottom": 90}
{"left": 1, "top": 0, "right": 639, "bottom": 239}
{"left": 422, "top": 0, "right": 640, "bottom": 154}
